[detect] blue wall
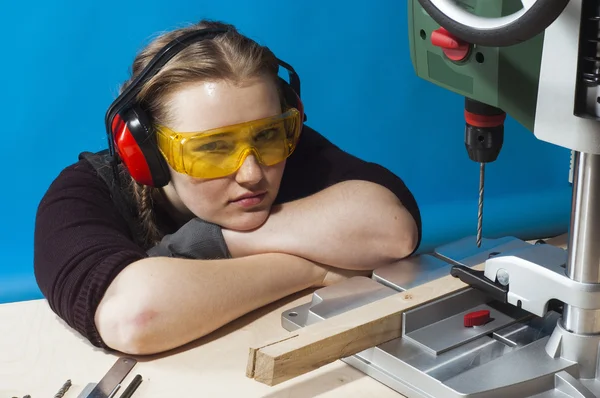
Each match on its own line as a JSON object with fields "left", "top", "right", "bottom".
{"left": 0, "top": 0, "right": 572, "bottom": 303}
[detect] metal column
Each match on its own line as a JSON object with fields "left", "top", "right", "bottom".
{"left": 563, "top": 151, "right": 600, "bottom": 334}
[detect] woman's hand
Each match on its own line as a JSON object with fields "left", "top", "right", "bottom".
{"left": 312, "top": 265, "right": 372, "bottom": 288}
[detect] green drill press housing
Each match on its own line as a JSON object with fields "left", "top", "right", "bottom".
{"left": 408, "top": 0, "right": 544, "bottom": 132}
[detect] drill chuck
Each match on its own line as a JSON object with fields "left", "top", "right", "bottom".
{"left": 464, "top": 98, "right": 506, "bottom": 164}
{"left": 465, "top": 125, "right": 504, "bottom": 163}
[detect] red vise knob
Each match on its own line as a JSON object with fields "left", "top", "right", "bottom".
{"left": 464, "top": 310, "right": 491, "bottom": 327}
{"left": 431, "top": 28, "right": 471, "bottom": 62}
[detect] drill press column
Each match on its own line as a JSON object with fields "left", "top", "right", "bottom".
{"left": 563, "top": 151, "right": 600, "bottom": 335}
{"left": 563, "top": 0, "right": 600, "bottom": 335}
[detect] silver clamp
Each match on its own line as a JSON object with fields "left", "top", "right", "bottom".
{"left": 484, "top": 244, "right": 600, "bottom": 316}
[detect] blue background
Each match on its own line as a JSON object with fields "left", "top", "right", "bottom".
{"left": 0, "top": 0, "right": 572, "bottom": 303}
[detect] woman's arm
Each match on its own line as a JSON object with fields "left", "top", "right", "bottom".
{"left": 220, "top": 126, "right": 422, "bottom": 270}
{"left": 95, "top": 253, "right": 335, "bottom": 355}
{"left": 224, "top": 180, "right": 418, "bottom": 270}
{"left": 35, "top": 155, "right": 371, "bottom": 354}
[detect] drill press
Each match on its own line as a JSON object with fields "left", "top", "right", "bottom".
{"left": 281, "top": 1, "right": 600, "bottom": 396}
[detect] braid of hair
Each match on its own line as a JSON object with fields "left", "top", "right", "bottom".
{"left": 130, "top": 178, "right": 162, "bottom": 246}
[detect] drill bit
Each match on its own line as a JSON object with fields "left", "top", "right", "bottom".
{"left": 477, "top": 162, "right": 485, "bottom": 248}
{"left": 54, "top": 379, "right": 72, "bottom": 398}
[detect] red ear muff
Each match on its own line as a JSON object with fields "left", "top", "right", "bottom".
{"left": 105, "top": 27, "right": 230, "bottom": 187}
{"left": 112, "top": 105, "right": 171, "bottom": 187}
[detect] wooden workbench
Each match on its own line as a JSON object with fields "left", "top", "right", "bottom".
{"left": 2, "top": 235, "right": 567, "bottom": 397}
{"left": 0, "top": 291, "right": 405, "bottom": 397}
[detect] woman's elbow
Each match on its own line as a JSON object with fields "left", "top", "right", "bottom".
{"left": 95, "top": 292, "right": 215, "bottom": 355}
{"left": 95, "top": 293, "right": 171, "bottom": 355}
{"left": 387, "top": 211, "right": 419, "bottom": 260}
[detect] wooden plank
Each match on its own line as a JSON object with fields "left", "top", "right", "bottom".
{"left": 246, "top": 263, "right": 483, "bottom": 386}
{"left": 246, "top": 235, "right": 569, "bottom": 386}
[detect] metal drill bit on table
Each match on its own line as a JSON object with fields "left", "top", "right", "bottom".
{"left": 477, "top": 163, "right": 485, "bottom": 248}
{"left": 54, "top": 379, "right": 72, "bottom": 398}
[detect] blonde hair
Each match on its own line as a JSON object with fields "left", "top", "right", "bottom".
{"left": 119, "top": 20, "right": 283, "bottom": 246}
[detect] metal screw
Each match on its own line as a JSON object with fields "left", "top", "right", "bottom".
{"left": 497, "top": 269, "right": 510, "bottom": 286}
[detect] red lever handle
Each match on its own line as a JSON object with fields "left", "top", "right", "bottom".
{"left": 430, "top": 28, "right": 471, "bottom": 61}
{"left": 431, "top": 27, "right": 463, "bottom": 49}
{"left": 464, "top": 309, "right": 491, "bottom": 327}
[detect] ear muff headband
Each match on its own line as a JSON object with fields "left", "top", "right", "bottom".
{"left": 104, "top": 26, "right": 304, "bottom": 187}
{"left": 105, "top": 27, "right": 229, "bottom": 158}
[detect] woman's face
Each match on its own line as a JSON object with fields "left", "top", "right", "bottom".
{"left": 160, "top": 76, "right": 286, "bottom": 231}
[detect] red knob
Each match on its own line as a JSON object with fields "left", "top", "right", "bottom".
{"left": 431, "top": 28, "right": 471, "bottom": 62}
{"left": 464, "top": 310, "right": 490, "bottom": 327}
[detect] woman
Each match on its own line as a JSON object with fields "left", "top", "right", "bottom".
{"left": 34, "top": 20, "right": 421, "bottom": 355}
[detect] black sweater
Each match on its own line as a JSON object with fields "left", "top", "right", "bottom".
{"left": 33, "top": 126, "right": 421, "bottom": 349}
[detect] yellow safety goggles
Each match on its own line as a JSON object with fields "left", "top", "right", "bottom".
{"left": 155, "top": 108, "right": 302, "bottom": 179}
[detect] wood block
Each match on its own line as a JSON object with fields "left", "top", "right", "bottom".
{"left": 246, "top": 263, "right": 483, "bottom": 386}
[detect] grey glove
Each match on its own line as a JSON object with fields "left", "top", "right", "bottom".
{"left": 146, "top": 218, "right": 231, "bottom": 260}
